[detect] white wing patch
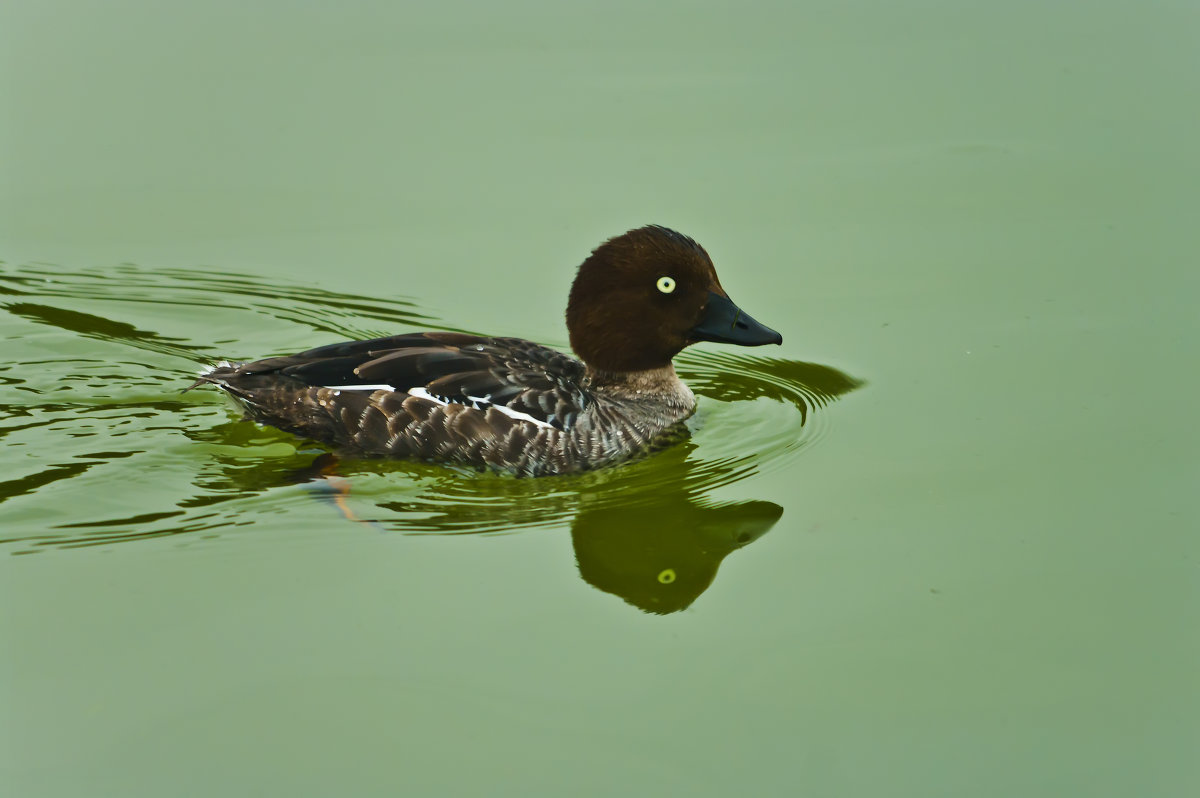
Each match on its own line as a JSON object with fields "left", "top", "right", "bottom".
{"left": 326, "top": 385, "right": 554, "bottom": 429}
{"left": 406, "top": 386, "right": 443, "bottom": 404}
{"left": 473, "top": 399, "right": 554, "bottom": 429}
{"left": 412, "top": 386, "right": 554, "bottom": 429}
{"left": 324, "top": 384, "right": 395, "bottom": 392}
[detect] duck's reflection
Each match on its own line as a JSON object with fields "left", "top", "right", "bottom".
{"left": 298, "top": 454, "right": 784, "bottom": 614}
{"left": 296, "top": 437, "right": 783, "bottom": 613}
{"left": 571, "top": 493, "right": 782, "bottom": 614}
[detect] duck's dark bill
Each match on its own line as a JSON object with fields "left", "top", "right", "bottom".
{"left": 691, "top": 292, "right": 783, "bottom": 347}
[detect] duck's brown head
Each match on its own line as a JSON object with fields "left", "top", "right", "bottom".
{"left": 566, "top": 225, "right": 782, "bottom": 373}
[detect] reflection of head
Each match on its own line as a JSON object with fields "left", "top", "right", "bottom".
{"left": 571, "top": 498, "right": 783, "bottom": 615}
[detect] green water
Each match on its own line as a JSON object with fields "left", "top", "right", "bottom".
{"left": 2, "top": 2, "right": 1196, "bottom": 796}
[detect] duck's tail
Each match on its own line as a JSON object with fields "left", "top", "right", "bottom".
{"left": 183, "top": 361, "right": 249, "bottom": 396}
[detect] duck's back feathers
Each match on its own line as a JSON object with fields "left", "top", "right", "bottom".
{"left": 192, "top": 332, "right": 598, "bottom": 473}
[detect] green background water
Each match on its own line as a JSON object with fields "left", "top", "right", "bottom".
{"left": 2, "top": 1, "right": 1196, "bottom": 796}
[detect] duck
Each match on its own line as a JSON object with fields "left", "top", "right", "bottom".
{"left": 190, "top": 225, "right": 782, "bottom": 476}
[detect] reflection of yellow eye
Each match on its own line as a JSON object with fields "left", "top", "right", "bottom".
{"left": 656, "top": 276, "right": 676, "bottom": 294}
{"left": 657, "top": 568, "right": 676, "bottom": 584}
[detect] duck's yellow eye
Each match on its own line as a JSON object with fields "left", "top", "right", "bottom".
{"left": 657, "top": 568, "right": 677, "bottom": 584}
{"left": 656, "top": 276, "right": 676, "bottom": 294}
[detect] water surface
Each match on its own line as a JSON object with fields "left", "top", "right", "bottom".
{"left": 2, "top": 2, "right": 1196, "bottom": 796}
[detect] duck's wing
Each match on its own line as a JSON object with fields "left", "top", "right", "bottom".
{"left": 194, "top": 332, "right": 589, "bottom": 432}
